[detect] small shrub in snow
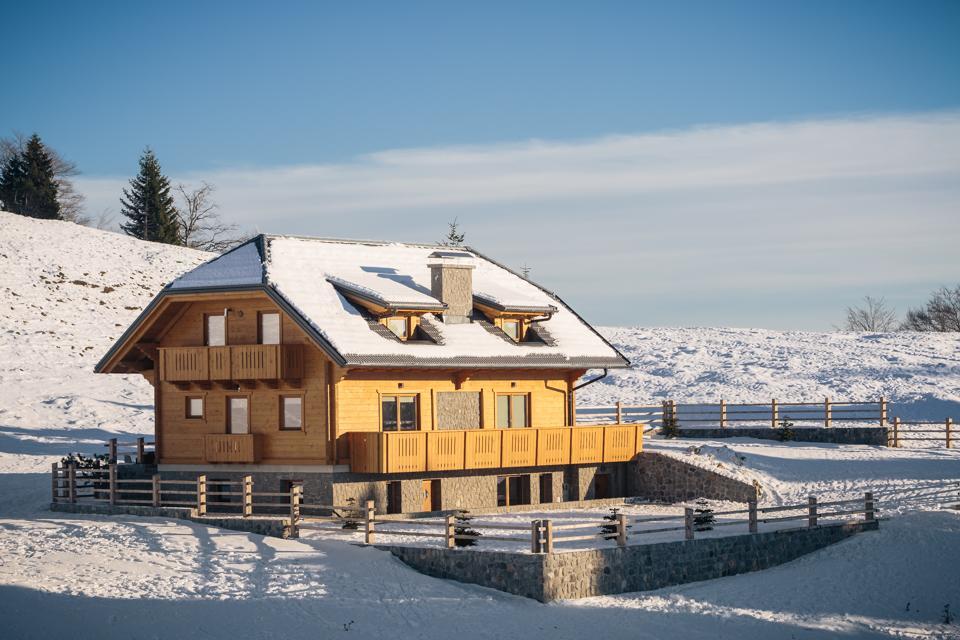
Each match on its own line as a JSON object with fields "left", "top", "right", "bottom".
{"left": 660, "top": 415, "right": 680, "bottom": 438}
{"left": 777, "top": 417, "right": 796, "bottom": 442}
{"left": 944, "top": 604, "right": 954, "bottom": 625}
{"left": 693, "top": 498, "right": 715, "bottom": 531}
{"left": 454, "top": 510, "right": 481, "bottom": 547}
{"left": 60, "top": 453, "right": 108, "bottom": 469}
{"left": 599, "top": 507, "right": 621, "bottom": 540}
{"left": 341, "top": 497, "right": 360, "bottom": 530}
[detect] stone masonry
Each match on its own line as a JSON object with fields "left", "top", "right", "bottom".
{"left": 676, "top": 426, "right": 888, "bottom": 446}
{"left": 629, "top": 452, "right": 760, "bottom": 503}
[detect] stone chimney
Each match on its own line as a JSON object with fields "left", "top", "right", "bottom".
{"left": 428, "top": 251, "right": 475, "bottom": 324}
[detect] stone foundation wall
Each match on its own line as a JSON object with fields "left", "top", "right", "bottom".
{"left": 676, "top": 426, "right": 888, "bottom": 445}
{"left": 629, "top": 452, "right": 760, "bottom": 503}
{"left": 384, "top": 520, "right": 878, "bottom": 602}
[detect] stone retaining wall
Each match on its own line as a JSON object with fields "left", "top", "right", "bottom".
{"left": 384, "top": 520, "right": 878, "bottom": 602}
{"left": 628, "top": 452, "right": 761, "bottom": 503}
{"left": 676, "top": 426, "right": 888, "bottom": 445}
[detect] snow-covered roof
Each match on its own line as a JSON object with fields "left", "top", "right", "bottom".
{"left": 161, "top": 234, "right": 629, "bottom": 369}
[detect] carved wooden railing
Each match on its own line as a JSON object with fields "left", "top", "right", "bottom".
{"left": 159, "top": 345, "right": 303, "bottom": 382}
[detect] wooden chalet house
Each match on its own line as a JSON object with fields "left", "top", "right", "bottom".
{"left": 96, "top": 235, "right": 640, "bottom": 513}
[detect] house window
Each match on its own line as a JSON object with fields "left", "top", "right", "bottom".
{"left": 280, "top": 395, "right": 303, "bottom": 430}
{"left": 502, "top": 319, "right": 521, "bottom": 341}
{"left": 386, "top": 317, "right": 409, "bottom": 340}
{"left": 381, "top": 394, "right": 418, "bottom": 431}
{"left": 259, "top": 312, "right": 281, "bottom": 345}
{"left": 185, "top": 396, "right": 204, "bottom": 419}
{"left": 205, "top": 314, "right": 226, "bottom": 346}
{"left": 227, "top": 396, "right": 249, "bottom": 434}
{"left": 496, "top": 393, "right": 529, "bottom": 428}
{"left": 497, "top": 475, "right": 531, "bottom": 507}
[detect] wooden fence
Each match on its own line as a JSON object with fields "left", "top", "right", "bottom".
{"left": 98, "top": 437, "right": 154, "bottom": 464}
{"left": 576, "top": 398, "right": 887, "bottom": 430}
{"left": 888, "top": 417, "right": 954, "bottom": 448}
{"left": 357, "top": 493, "right": 879, "bottom": 553}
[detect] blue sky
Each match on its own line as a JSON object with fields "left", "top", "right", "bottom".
{"left": 2, "top": 1, "right": 959, "bottom": 329}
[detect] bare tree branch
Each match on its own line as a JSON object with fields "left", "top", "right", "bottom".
{"left": 174, "top": 182, "right": 245, "bottom": 252}
{"left": 844, "top": 296, "right": 898, "bottom": 332}
{"left": 901, "top": 285, "right": 960, "bottom": 332}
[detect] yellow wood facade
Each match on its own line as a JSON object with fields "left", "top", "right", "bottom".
{"left": 120, "top": 292, "right": 639, "bottom": 470}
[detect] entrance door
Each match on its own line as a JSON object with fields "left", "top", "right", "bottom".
{"left": 594, "top": 473, "right": 611, "bottom": 499}
{"left": 539, "top": 474, "right": 553, "bottom": 504}
{"left": 387, "top": 481, "right": 402, "bottom": 514}
{"left": 421, "top": 480, "right": 441, "bottom": 512}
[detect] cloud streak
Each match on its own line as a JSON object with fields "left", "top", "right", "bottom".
{"left": 76, "top": 112, "right": 960, "bottom": 329}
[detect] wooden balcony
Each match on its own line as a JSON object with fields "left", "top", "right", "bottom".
{"left": 159, "top": 345, "right": 303, "bottom": 383}
{"left": 348, "top": 424, "right": 643, "bottom": 474}
{"left": 203, "top": 434, "right": 260, "bottom": 463}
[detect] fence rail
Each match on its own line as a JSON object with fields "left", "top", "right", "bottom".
{"left": 888, "top": 417, "right": 953, "bottom": 448}
{"left": 576, "top": 398, "right": 887, "bottom": 430}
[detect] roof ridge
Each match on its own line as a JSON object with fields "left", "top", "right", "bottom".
{"left": 262, "top": 232, "right": 462, "bottom": 251}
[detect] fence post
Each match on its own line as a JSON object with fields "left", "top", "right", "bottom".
{"left": 684, "top": 507, "right": 694, "bottom": 540}
{"left": 242, "top": 475, "right": 253, "bottom": 518}
{"left": 51, "top": 462, "right": 59, "bottom": 502}
{"left": 864, "top": 492, "right": 875, "bottom": 522}
{"left": 661, "top": 400, "right": 669, "bottom": 428}
{"left": 892, "top": 417, "right": 900, "bottom": 448}
{"left": 445, "top": 514, "right": 456, "bottom": 549}
{"left": 771, "top": 399, "right": 779, "bottom": 428}
{"left": 544, "top": 519, "right": 554, "bottom": 553}
{"left": 364, "top": 499, "right": 375, "bottom": 544}
{"left": 616, "top": 401, "right": 623, "bottom": 424}
{"left": 136, "top": 437, "right": 145, "bottom": 464}
{"left": 670, "top": 400, "right": 677, "bottom": 426}
{"left": 879, "top": 397, "right": 887, "bottom": 427}
{"left": 531, "top": 519, "right": 542, "bottom": 553}
{"left": 288, "top": 484, "right": 301, "bottom": 525}
{"left": 67, "top": 463, "right": 77, "bottom": 504}
{"left": 108, "top": 463, "right": 117, "bottom": 506}
{"left": 719, "top": 399, "right": 727, "bottom": 429}
{"left": 107, "top": 438, "right": 118, "bottom": 464}
{"left": 152, "top": 474, "right": 161, "bottom": 507}
{"left": 616, "top": 513, "right": 627, "bottom": 547}
{"left": 824, "top": 397, "right": 832, "bottom": 428}
{"left": 808, "top": 495, "right": 818, "bottom": 528}
{"left": 946, "top": 418, "right": 953, "bottom": 449}
{"left": 748, "top": 499, "right": 758, "bottom": 533}
{"left": 197, "top": 474, "right": 207, "bottom": 516}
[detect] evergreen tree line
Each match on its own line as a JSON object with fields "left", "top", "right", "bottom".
{"left": 0, "top": 132, "right": 241, "bottom": 251}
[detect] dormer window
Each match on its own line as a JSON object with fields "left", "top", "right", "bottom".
{"left": 502, "top": 319, "right": 521, "bottom": 341}
{"left": 386, "top": 317, "right": 409, "bottom": 340}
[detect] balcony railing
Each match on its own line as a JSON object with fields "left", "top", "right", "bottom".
{"left": 159, "top": 345, "right": 304, "bottom": 383}
{"left": 204, "top": 434, "right": 260, "bottom": 463}
{"left": 348, "top": 424, "right": 643, "bottom": 474}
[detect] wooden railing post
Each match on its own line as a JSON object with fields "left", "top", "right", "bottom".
{"left": 544, "top": 519, "right": 554, "bottom": 553}
{"left": 616, "top": 401, "right": 623, "bottom": 425}
{"left": 670, "top": 400, "right": 677, "bottom": 426}
{"left": 616, "top": 513, "right": 627, "bottom": 547}
{"left": 661, "top": 400, "right": 669, "bottom": 428}
{"left": 824, "top": 397, "right": 832, "bottom": 428}
{"left": 946, "top": 418, "right": 953, "bottom": 449}
{"left": 136, "top": 437, "right": 145, "bottom": 464}
{"left": 108, "top": 438, "right": 118, "bottom": 464}
{"left": 864, "top": 492, "right": 875, "bottom": 522}
{"left": 289, "top": 484, "right": 301, "bottom": 524}
{"left": 748, "top": 499, "right": 758, "bottom": 533}
{"left": 771, "top": 399, "right": 779, "bottom": 428}
{"left": 892, "top": 417, "right": 900, "bottom": 448}
{"left": 67, "top": 463, "right": 77, "bottom": 504}
{"left": 197, "top": 474, "right": 207, "bottom": 516}
{"left": 879, "top": 397, "right": 887, "bottom": 427}
{"left": 808, "top": 495, "right": 818, "bottom": 528}
{"left": 364, "top": 499, "right": 375, "bottom": 544}
{"left": 152, "top": 474, "right": 161, "bottom": 507}
{"left": 684, "top": 507, "right": 694, "bottom": 540}
{"left": 51, "top": 462, "right": 59, "bottom": 502}
{"left": 719, "top": 399, "right": 727, "bottom": 429}
{"left": 108, "top": 463, "right": 117, "bottom": 506}
{"left": 242, "top": 475, "right": 253, "bottom": 518}
{"left": 445, "top": 514, "right": 456, "bottom": 549}
{"left": 531, "top": 519, "right": 542, "bottom": 554}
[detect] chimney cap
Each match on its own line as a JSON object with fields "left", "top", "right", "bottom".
{"left": 427, "top": 250, "right": 475, "bottom": 269}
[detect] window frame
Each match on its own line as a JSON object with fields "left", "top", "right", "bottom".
{"left": 279, "top": 394, "right": 305, "bottom": 431}
{"left": 501, "top": 318, "right": 521, "bottom": 341}
{"left": 495, "top": 392, "right": 530, "bottom": 428}
{"left": 380, "top": 393, "right": 420, "bottom": 432}
{"left": 204, "top": 313, "right": 228, "bottom": 347}
{"left": 258, "top": 311, "right": 282, "bottom": 345}
{"left": 226, "top": 394, "right": 251, "bottom": 434}
{"left": 386, "top": 316, "right": 410, "bottom": 340}
{"left": 185, "top": 395, "right": 205, "bottom": 420}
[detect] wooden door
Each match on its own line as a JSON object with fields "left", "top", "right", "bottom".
{"left": 387, "top": 481, "right": 402, "bottom": 514}
{"left": 421, "top": 480, "right": 433, "bottom": 512}
{"left": 594, "top": 473, "right": 610, "bottom": 499}
{"left": 539, "top": 474, "right": 553, "bottom": 504}
{"left": 430, "top": 479, "right": 442, "bottom": 511}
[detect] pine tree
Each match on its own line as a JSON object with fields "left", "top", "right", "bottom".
{"left": 441, "top": 218, "right": 465, "bottom": 246}
{"left": 0, "top": 134, "right": 61, "bottom": 219}
{"left": 120, "top": 148, "right": 181, "bottom": 244}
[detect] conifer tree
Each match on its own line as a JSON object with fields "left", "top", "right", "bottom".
{"left": 120, "top": 148, "right": 181, "bottom": 244}
{"left": 0, "top": 134, "right": 61, "bottom": 219}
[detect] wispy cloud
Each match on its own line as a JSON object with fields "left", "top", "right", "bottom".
{"left": 76, "top": 112, "right": 960, "bottom": 329}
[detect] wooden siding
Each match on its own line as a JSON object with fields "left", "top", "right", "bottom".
{"left": 348, "top": 425, "right": 644, "bottom": 473}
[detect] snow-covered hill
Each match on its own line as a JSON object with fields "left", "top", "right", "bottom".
{"left": 0, "top": 211, "right": 958, "bottom": 639}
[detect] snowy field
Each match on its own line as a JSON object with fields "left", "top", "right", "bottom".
{"left": 1, "top": 213, "right": 960, "bottom": 638}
